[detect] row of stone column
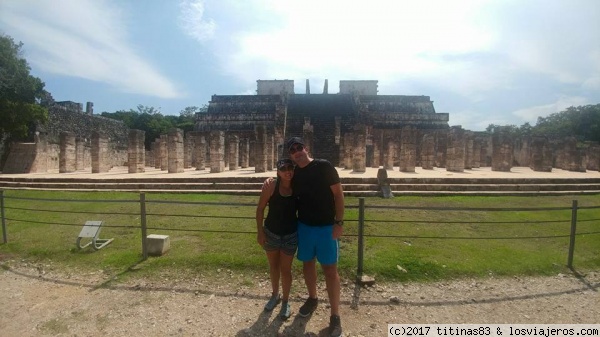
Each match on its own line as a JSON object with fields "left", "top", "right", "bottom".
{"left": 336, "top": 126, "right": 600, "bottom": 173}
{"left": 57, "top": 128, "right": 600, "bottom": 175}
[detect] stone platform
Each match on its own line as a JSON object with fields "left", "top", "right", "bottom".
{"left": 1, "top": 166, "right": 600, "bottom": 196}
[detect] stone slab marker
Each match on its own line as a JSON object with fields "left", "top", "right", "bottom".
{"left": 91, "top": 132, "right": 109, "bottom": 173}
{"left": 229, "top": 134, "right": 239, "bottom": 171}
{"left": 421, "top": 133, "right": 435, "bottom": 170}
{"left": 491, "top": 131, "right": 513, "bottom": 172}
{"left": 210, "top": 130, "right": 225, "bottom": 173}
{"left": 352, "top": 131, "right": 366, "bottom": 173}
{"left": 59, "top": 131, "right": 76, "bottom": 173}
{"left": 168, "top": 128, "right": 184, "bottom": 173}
{"left": 255, "top": 126, "right": 267, "bottom": 173}
{"left": 399, "top": 126, "right": 416, "bottom": 172}
{"left": 240, "top": 138, "right": 250, "bottom": 168}
{"left": 128, "top": 129, "right": 145, "bottom": 173}
{"left": 446, "top": 127, "right": 465, "bottom": 172}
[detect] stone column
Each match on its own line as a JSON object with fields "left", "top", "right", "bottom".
{"left": 342, "top": 133, "right": 353, "bottom": 169}
{"left": 352, "top": 131, "right": 366, "bottom": 173}
{"left": 473, "top": 137, "right": 482, "bottom": 168}
{"left": 240, "top": 138, "right": 250, "bottom": 168}
{"left": 530, "top": 136, "right": 552, "bottom": 172}
{"left": 167, "top": 128, "right": 184, "bottom": 173}
{"left": 446, "top": 127, "right": 465, "bottom": 172}
{"left": 255, "top": 126, "right": 267, "bottom": 173}
{"left": 128, "top": 129, "right": 145, "bottom": 173}
{"left": 184, "top": 132, "right": 193, "bottom": 169}
{"left": 587, "top": 142, "right": 600, "bottom": 171}
{"left": 59, "top": 131, "right": 76, "bottom": 173}
{"left": 435, "top": 130, "right": 447, "bottom": 168}
{"left": 399, "top": 126, "right": 416, "bottom": 172}
{"left": 383, "top": 135, "right": 395, "bottom": 170}
{"left": 153, "top": 138, "right": 161, "bottom": 169}
{"left": 209, "top": 131, "right": 225, "bottom": 173}
{"left": 160, "top": 134, "right": 168, "bottom": 171}
{"left": 75, "top": 137, "right": 85, "bottom": 171}
{"left": 491, "top": 131, "right": 513, "bottom": 172}
{"left": 229, "top": 134, "right": 239, "bottom": 171}
{"left": 303, "top": 117, "right": 314, "bottom": 156}
{"left": 91, "top": 131, "right": 109, "bottom": 173}
{"left": 194, "top": 132, "right": 207, "bottom": 170}
{"left": 266, "top": 133, "right": 274, "bottom": 170}
{"left": 421, "top": 133, "right": 435, "bottom": 170}
{"left": 371, "top": 130, "right": 382, "bottom": 169}
{"left": 464, "top": 131, "right": 474, "bottom": 169}
{"left": 563, "top": 137, "right": 586, "bottom": 172}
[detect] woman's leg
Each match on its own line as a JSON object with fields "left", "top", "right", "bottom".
{"left": 266, "top": 250, "right": 281, "bottom": 296}
{"left": 279, "top": 250, "right": 294, "bottom": 301}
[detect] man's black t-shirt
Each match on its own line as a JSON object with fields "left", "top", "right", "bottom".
{"left": 292, "top": 159, "right": 340, "bottom": 226}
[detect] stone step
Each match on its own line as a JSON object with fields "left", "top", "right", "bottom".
{"left": 2, "top": 180, "right": 600, "bottom": 196}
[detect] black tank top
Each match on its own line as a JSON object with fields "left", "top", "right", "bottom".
{"left": 264, "top": 179, "right": 297, "bottom": 235}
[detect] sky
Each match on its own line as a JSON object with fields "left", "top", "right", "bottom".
{"left": 1, "top": 0, "right": 599, "bottom": 131}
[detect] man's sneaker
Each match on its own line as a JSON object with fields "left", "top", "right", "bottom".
{"left": 298, "top": 297, "right": 318, "bottom": 317}
{"left": 329, "top": 315, "right": 342, "bottom": 337}
{"left": 279, "top": 301, "right": 291, "bottom": 320}
{"left": 264, "top": 294, "right": 281, "bottom": 311}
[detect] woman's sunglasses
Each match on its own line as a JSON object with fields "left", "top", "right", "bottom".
{"left": 288, "top": 144, "right": 304, "bottom": 154}
{"left": 278, "top": 165, "right": 294, "bottom": 172}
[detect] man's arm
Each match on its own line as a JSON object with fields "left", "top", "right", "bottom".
{"left": 330, "top": 182, "right": 344, "bottom": 239}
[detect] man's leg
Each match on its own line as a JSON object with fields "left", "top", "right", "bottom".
{"left": 303, "top": 259, "right": 318, "bottom": 299}
{"left": 322, "top": 264, "right": 340, "bottom": 316}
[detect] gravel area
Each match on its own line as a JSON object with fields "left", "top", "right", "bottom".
{"left": 0, "top": 264, "right": 598, "bottom": 337}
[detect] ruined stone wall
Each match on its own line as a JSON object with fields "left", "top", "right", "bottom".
{"left": 39, "top": 107, "right": 129, "bottom": 170}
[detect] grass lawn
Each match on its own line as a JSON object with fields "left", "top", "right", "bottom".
{"left": 1, "top": 190, "right": 599, "bottom": 283}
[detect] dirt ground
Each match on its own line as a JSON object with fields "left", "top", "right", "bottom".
{"left": 0, "top": 263, "right": 598, "bottom": 337}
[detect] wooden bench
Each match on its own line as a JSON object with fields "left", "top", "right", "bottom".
{"left": 76, "top": 221, "right": 114, "bottom": 250}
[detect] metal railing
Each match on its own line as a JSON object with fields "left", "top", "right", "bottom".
{"left": 1, "top": 190, "right": 599, "bottom": 278}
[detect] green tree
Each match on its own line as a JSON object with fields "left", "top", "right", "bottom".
{"left": 0, "top": 34, "right": 48, "bottom": 139}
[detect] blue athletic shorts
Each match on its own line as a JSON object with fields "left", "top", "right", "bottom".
{"left": 297, "top": 221, "right": 339, "bottom": 265}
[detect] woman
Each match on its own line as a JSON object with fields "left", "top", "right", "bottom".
{"left": 255, "top": 158, "right": 298, "bottom": 320}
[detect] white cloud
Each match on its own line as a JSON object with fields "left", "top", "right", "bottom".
{"left": 512, "top": 96, "right": 590, "bottom": 124}
{"left": 0, "top": 0, "right": 181, "bottom": 98}
{"left": 178, "top": 0, "right": 216, "bottom": 42}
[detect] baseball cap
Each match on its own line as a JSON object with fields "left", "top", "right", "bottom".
{"left": 285, "top": 137, "right": 305, "bottom": 150}
{"left": 276, "top": 158, "right": 294, "bottom": 170}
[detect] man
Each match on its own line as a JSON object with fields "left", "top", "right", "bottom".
{"left": 285, "top": 136, "right": 345, "bottom": 337}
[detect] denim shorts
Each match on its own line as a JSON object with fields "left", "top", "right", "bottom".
{"left": 263, "top": 226, "right": 298, "bottom": 256}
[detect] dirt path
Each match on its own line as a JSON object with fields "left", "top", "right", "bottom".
{"left": 0, "top": 265, "right": 598, "bottom": 337}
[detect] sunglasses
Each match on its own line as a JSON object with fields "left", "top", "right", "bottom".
{"left": 288, "top": 144, "right": 304, "bottom": 154}
{"left": 278, "top": 165, "right": 294, "bottom": 172}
